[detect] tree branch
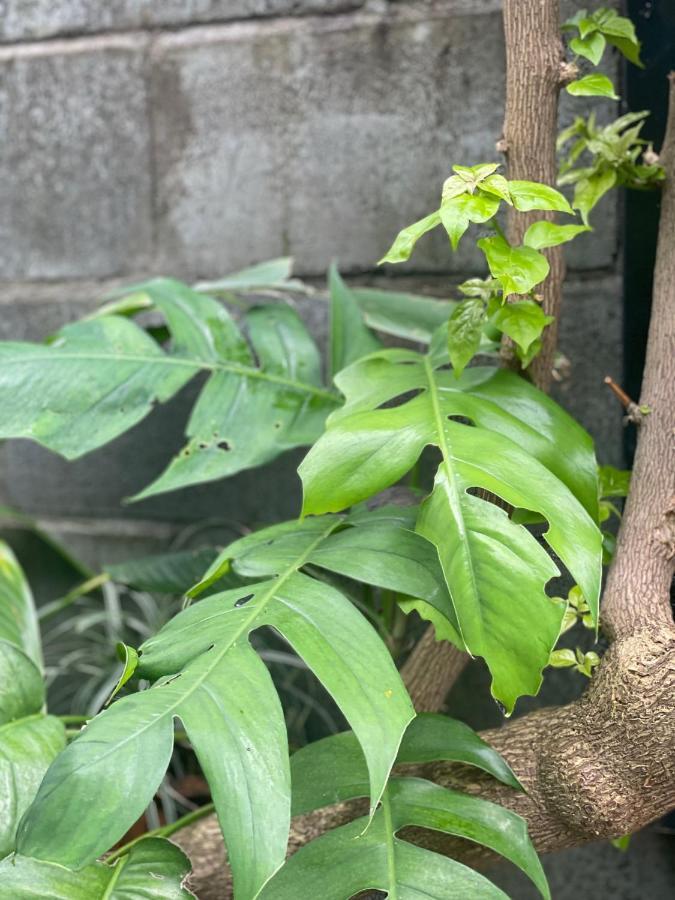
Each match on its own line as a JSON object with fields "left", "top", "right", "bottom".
{"left": 601, "top": 73, "right": 675, "bottom": 640}
{"left": 175, "top": 76, "right": 675, "bottom": 899}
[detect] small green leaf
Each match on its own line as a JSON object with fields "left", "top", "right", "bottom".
{"left": 516, "top": 337, "right": 543, "bottom": 370}
{"left": 440, "top": 193, "right": 500, "bottom": 250}
{"left": 195, "top": 257, "right": 296, "bottom": 293}
{"left": 379, "top": 211, "right": 441, "bottom": 264}
{"left": 611, "top": 834, "right": 632, "bottom": 851}
{"left": 441, "top": 174, "right": 468, "bottom": 201}
{"left": 573, "top": 167, "right": 617, "bottom": 222}
{"left": 569, "top": 32, "right": 606, "bottom": 65}
{"left": 490, "top": 300, "right": 554, "bottom": 355}
{"left": 566, "top": 74, "right": 618, "bottom": 100}
{"left": 0, "top": 640, "right": 45, "bottom": 726}
{"left": 523, "top": 222, "right": 591, "bottom": 250}
{"left": 598, "top": 12, "right": 643, "bottom": 66}
{"left": 598, "top": 465, "right": 631, "bottom": 498}
{"left": 452, "top": 163, "right": 500, "bottom": 185}
{"left": 605, "top": 33, "right": 643, "bottom": 67}
{"left": 578, "top": 17, "right": 599, "bottom": 39}
{"left": 562, "top": 9, "right": 588, "bottom": 31}
{"left": 549, "top": 649, "right": 577, "bottom": 668}
{"left": 328, "top": 264, "right": 381, "bottom": 377}
{"left": 508, "top": 181, "right": 574, "bottom": 214}
{"left": 447, "top": 299, "right": 487, "bottom": 376}
{"left": 480, "top": 174, "right": 512, "bottom": 203}
{"left": 478, "top": 235, "right": 550, "bottom": 297}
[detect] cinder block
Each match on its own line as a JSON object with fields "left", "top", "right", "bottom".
{"left": 555, "top": 274, "right": 624, "bottom": 467}
{"left": 0, "top": 1, "right": 366, "bottom": 43}
{"left": 151, "top": 9, "right": 506, "bottom": 278}
{"left": 0, "top": 36, "right": 152, "bottom": 280}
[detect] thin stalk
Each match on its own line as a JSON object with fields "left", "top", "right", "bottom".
{"left": 106, "top": 803, "right": 216, "bottom": 863}
{"left": 38, "top": 573, "right": 111, "bottom": 621}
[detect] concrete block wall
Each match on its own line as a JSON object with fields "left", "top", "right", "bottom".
{"left": 0, "top": 0, "right": 624, "bottom": 563}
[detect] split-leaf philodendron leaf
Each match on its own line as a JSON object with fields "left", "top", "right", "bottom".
{"left": 299, "top": 350, "right": 602, "bottom": 711}
{"left": 18, "top": 511, "right": 423, "bottom": 900}
{"left": 0, "top": 277, "right": 340, "bottom": 501}
{"left": 261, "top": 717, "right": 549, "bottom": 900}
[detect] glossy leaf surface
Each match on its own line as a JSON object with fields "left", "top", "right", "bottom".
{"left": 19, "top": 514, "right": 415, "bottom": 898}
{"left": 300, "top": 352, "right": 602, "bottom": 710}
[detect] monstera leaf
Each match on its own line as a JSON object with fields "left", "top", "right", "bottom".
{"left": 0, "top": 544, "right": 66, "bottom": 859}
{"left": 300, "top": 350, "right": 603, "bottom": 712}
{"left": 0, "top": 278, "right": 339, "bottom": 500}
{"left": 17, "top": 511, "right": 431, "bottom": 900}
{"left": 0, "top": 837, "right": 193, "bottom": 899}
{"left": 260, "top": 715, "right": 548, "bottom": 900}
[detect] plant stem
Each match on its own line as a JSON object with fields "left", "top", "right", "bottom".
{"left": 106, "top": 803, "right": 216, "bottom": 863}
{"left": 38, "top": 572, "right": 111, "bottom": 621}
{"left": 58, "top": 714, "right": 90, "bottom": 724}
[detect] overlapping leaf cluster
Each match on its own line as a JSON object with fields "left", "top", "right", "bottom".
{"left": 262, "top": 714, "right": 548, "bottom": 900}
{"left": 380, "top": 162, "right": 590, "bottom": 371}
{"left": 562, "top": 5, "right": 642, "bottom": 98}
{"left": 0, "top": 543, "right": 194, "bottom": 898}
{"left": 558, "top": 112, "right": 665, "bottom": 221}
{"left": 299, "top": 344, "right": 603, "bottom": 712}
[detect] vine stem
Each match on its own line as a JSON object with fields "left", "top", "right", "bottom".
{"left": 105, "top": 803, "right": 215, "bottom": 864}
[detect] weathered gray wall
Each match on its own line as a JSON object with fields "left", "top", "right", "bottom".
{"left": 0, "top": 0, "right": 624, "bottom": 563}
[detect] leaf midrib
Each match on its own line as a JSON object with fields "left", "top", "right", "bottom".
{"left": 3, "top": 350, "right": 339, "bottom": 404}
{"left": 50, "top": 520, "right": 342, "bottom": 783}
{"left": 422, "top": 357, "right": 480, "bottom": 648}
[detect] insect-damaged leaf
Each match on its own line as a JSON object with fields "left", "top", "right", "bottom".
{"left": 0, "top": 279, "right": 338, "bottom": 500}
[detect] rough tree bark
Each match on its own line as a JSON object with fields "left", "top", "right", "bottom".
{"left": 501, "top": 0, "right": 569, "bottom": 390}
{"left": 176, "top": 74, "right": 675, "bottom": 898}
{"left": 401, "top": 0, "right": 570, "bottom": 713}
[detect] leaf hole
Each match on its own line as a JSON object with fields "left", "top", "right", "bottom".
{"left": 235, "top": 593, "right": 254, "bottom": 608}
{"left": 218, "top": 440, "right": 231, "bottom": 451}
{"left": 376, "top": 389, "right": 421, "bottom": 410}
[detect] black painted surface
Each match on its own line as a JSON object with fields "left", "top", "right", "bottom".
{"left": 623, "top": 0, "right": 675, "bottom": 460}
